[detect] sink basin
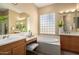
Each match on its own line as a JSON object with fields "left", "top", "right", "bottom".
{"left": 0, "top": 34, "right": 20, "bottom": 40}
{"left": 0, "top": 34, "right": 26, "bottom": 46}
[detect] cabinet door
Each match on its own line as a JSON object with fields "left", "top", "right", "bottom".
{"left": 60, "top": 35, "right": 70, "bottom": 50}
{"left": 12, "top": 45, "right": 26, "bottom": 55}
{"left": 70, "top": 36, "right": 79, "bottom": 52}
{"left": 0, "top": 49, "right": 11, "bottom": 55}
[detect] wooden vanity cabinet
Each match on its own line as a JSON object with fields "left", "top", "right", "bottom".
{"left": 0, "top": 39, "right": 26, "bottom": 55}
{"left": 0, "top": 43, "right": 12, "bottom": 55}
{"left": 60, "top": 35, "right": 79, "bottom": 53}
{"left": 12, "top": 45, "right": 26, "bottom": 55}
{"left": 70, "top": 36, "right": 79, "bottom": 52}
{"left": 0, "top": 48, "right": 12, "bottom": 55}
{"left": 12, "top": 39, "right": 26, "bottom": 55}
{"left": 60, "top": 35, "right": 71, "bottom": 50}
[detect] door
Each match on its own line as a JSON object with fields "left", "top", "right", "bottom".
{"left": 12, "top": 45, "right": 26, "bottom": 55}
{"left": 60, "top": 35, "right": 70, "bottom": 50}
{"left": 0, "top": 49, "right": 11, "bottom": 55}
{"left": 70, "top": 36, "right": 79, "bottom": 52}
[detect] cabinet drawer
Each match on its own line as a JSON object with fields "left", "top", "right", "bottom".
{"left": 60, "top": 35, "right": 71, "bottom": 50}
{"left": 0, "top": 39, "right": 26, "bottom": 55}
{"left": 0, "top": 48, "right": 11, "bottom": 55}
{"left": 0, "top": 43, "right": 12, "bottom": 50}
{"left": 26, "top": 38, "right": 37, "bottom": 45}
{"left": 12, "top": 45, "right": 26, "bottom": 55}
{"left": 11, "top": 39, "right": 26, "bottom": 48}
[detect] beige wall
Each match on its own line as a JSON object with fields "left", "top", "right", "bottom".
{"left": 16, "top": 3, "right": 39, "bottom": 35}
{"left": 39, "top": 3, "right": 76, "bottom": 15}
{"left": 39, "top": 5, "right": 55, "bottom": 14}
{"left": 77, "top": 3, "right": 79, "bottom": 10}
{"left": 54, "top": 3, "right": 76, "bottom": 12}
{"left": 8, "top": 10, "right": 19, "bottom": 33}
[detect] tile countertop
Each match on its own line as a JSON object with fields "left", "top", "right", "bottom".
{"left": 0, "top": 34, "right": 37, "bottom": 46}
{"left": 26, "top": 36, "right": 37, "bottom": 41}
{"left": 60, "top": 32, "right": 79, "bottom": 36}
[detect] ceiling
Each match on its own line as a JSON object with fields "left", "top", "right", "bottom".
{"left": 34, "top": 3, "right": 53, "bottom": 8}
{"left": 0, "top": 3, "right": 53, "bottom": 13}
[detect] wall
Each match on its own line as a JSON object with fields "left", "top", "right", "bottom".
{"left": 39, "top": 3, "right": 76, "bottom": 14}
{"left": 14, "top": 3, "right": 39, "bottom": 35}
{"left": 8, "top": 3, "right": 38, "bottom": 35}
{"left": 38, "top": 3, "right": 77, "bottom": 35}
{"left": 8, "top": 10, "right": 19, "bottom": 33}
{"left": 54, "top": 3, "right": 76, "bottom": 12}
{"left": 39, "top": 5, "right": 56, "bottom": 14}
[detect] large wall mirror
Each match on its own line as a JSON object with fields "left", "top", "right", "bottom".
{"left": 0, "top": 9, "right": 8, "bottom": 35}
{"left": 59, "top": 9, "right": 79, "bottom": 33}
{"left": 16, "top": 13, "right": 28, "bottom": 32}
{"left": 74, "top": 11, "right": 79, "bottom": 32}
{"left": 16, "top": 13, "right": 32, "bottom": 33}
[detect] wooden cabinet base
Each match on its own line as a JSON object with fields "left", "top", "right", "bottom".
{"left": 60, "top": 35, "right": 79, "bottom": 54}
{"left": 0, "top": 39, "right": 26, "bottom": 55}
{"left": 13, "top": 45, "right": 26, "bottom": 55}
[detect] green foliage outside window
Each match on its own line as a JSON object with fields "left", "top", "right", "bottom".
{"left": 16, "top": 22, "right": 27, "bottom": 32}
{"left": 0, "top": 16, "right": 8, "bottom": 23}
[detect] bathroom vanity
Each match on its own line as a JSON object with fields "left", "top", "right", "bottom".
{"left": 0, "top": 34, "right": 37, "bottom": 55}
{"left": 60, "top": 34, "right": 79, "bottom": 54}
{"left": 0, "top": 39, "right": 26, "bottom": 55}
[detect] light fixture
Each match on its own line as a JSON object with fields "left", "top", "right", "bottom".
{"left": 11, "top": 26, "right": 15, "bottom": 31}
{"left": 71, "top": 9, "right": 76, "bottom": 12}
{"left": 17, "top": 13, "right": 26, "bottom": 21}
{"left": 11, "top": 3, "right": 18, "bottom": 5}
{"left": 17, "top": 16, "right": 26, "bottom": 21}
{"left": 65, "top": 10, "right": 70, "bottom": 13}
{"left": 77, "top": 10, "right": 79, "bottom": 11}
{"left": 59, "top": 9, "right": 77, "bottom": 14}
{"left": 59, "top": 11, "right": 64, "bottom": 13}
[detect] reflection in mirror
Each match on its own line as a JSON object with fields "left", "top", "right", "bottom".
{"left": 74, "top": 11, "right": 79, "bottom": 32}
{"left": 59, "top": 9, "right": 78, "bottom": 33}
{"left": 16, "top": 13, "right": 30, "bottom": 33}
{"left": 16, "top": 20, "right": 27, "bottom": 32}
{"left": 0, "top": 9, "right": 8, "bottom": 35}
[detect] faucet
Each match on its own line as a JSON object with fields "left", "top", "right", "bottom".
{"left": 2, "top": 35, "right": 9, "bottom": 39}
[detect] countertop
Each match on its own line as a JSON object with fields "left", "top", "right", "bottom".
{"left": 0, "top": 33, "right": 37, "bottom": 46}
{"left": 60, "top": 32, "right": 79, "bottom": 36}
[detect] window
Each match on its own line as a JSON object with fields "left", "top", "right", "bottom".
{"left": 27, "top": 17, "right": 32, "bottom": 31}
{"left": 40, "top": 13, "right": 55, "bottom": 34}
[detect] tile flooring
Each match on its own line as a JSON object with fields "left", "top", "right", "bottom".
{"left": 36, "top": 35, "right": 61, "bottom": 55}
{"left": 36, "top": 35, "right": 78, "bottom": 55}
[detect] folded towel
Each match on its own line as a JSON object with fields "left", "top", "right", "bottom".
{"left": 27, "top": 43, "right": 39, "bottom": 51}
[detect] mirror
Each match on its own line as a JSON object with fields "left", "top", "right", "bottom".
{"left": 74, "top": 11, "right": 79, "bottom": 31}
{"left": 59, "top": 10, "right": 78, "bottom": 33}
{"left": 15, "top": 13, "right": 30, "bottom": 33}
{"left": 0, "top": 9, "right": 8, "bottom": 35}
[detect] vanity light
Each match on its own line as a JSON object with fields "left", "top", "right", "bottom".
{"left": 17, "top": 16, "right": 26, "bottom": 21}
{"left": 59, "top": 11, "right": 64, "bottom": 14}
{"left": 59, "top": 9, "right": 77, "bottom": 14}
{"left": 77, "top": 9, "right": 79, "bottom": 11}
{"left": 71, "top": 9, "right": 76, "bottom": 12}
{"left": 11, "top": 27, "right": 15, "bottom": 31}
{"left": 65, "top": 10, "right": 70, "bottom": 13}
{"left": 11, "top": 3, "right": 18, "bottom": 5}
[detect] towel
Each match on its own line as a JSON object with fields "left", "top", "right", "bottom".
{"left": 27, "top": 43, "right": 39, "bottom": 51}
